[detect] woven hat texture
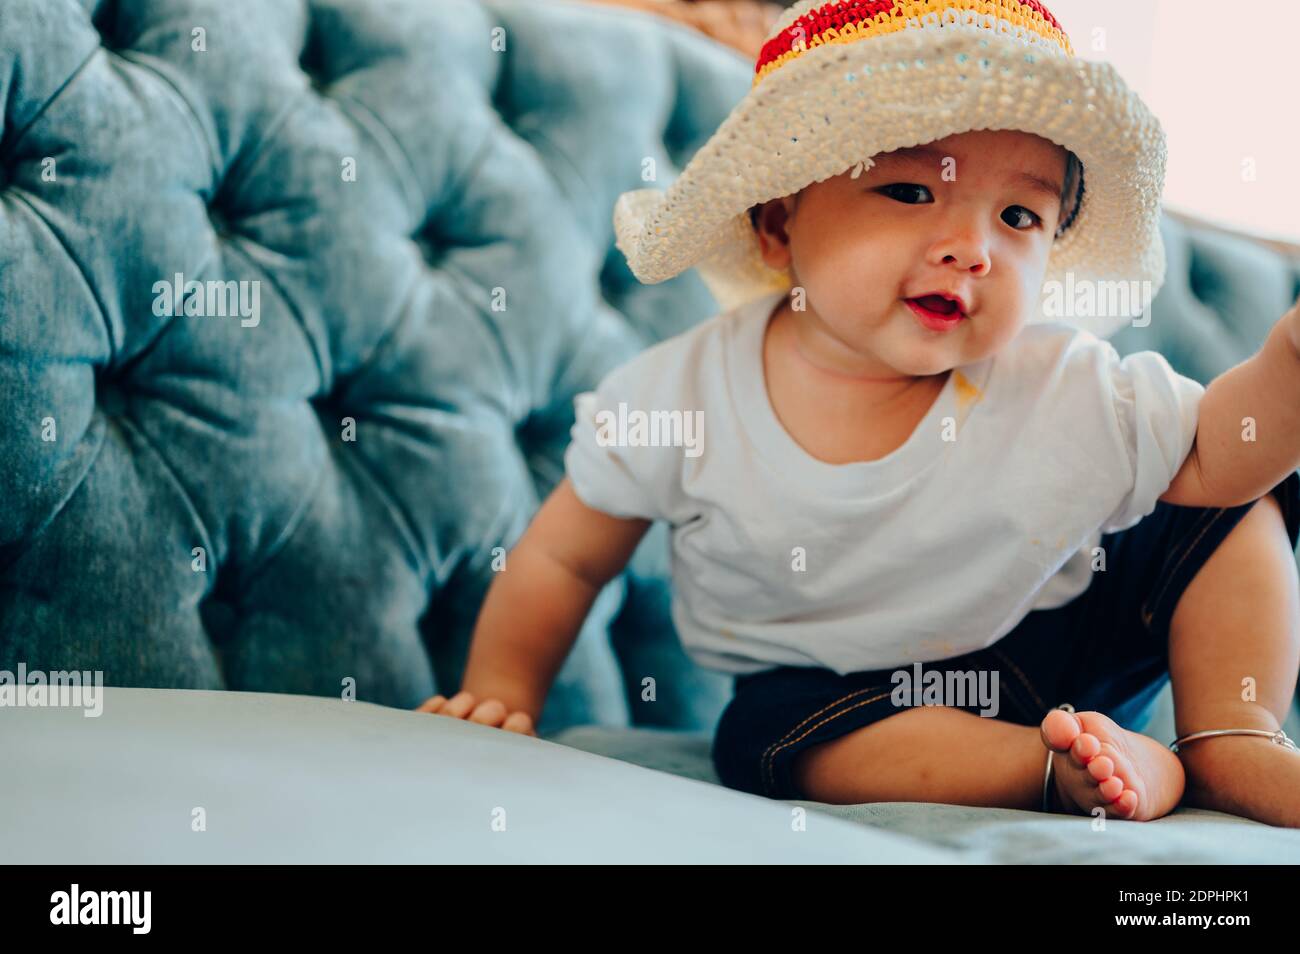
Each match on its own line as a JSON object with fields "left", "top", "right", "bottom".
{"left": 613, "top": 0, "right": 1168, "bottom": 338}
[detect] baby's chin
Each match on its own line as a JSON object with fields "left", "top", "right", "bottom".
{"left": 822, "top": 303, "right": 1015, "bottom": 375}
{"left": 889, "top": 313, "right": 1025, "bottom": 372}
{"left": 867, "top": 333, "right": 971, "bottom": 378}
{"left": 889, "top": 355, "right": 960, "bottom": 378}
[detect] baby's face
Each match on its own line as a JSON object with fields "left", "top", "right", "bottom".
{"left": 754, "top": 129, "right": 1070, "bottom": 376}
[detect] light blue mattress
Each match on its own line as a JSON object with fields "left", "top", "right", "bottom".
{"left": 548, "top": 688, "right": 1300, "bottom": 864}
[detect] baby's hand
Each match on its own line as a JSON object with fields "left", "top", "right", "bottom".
{"left": 415, "top": 691, "right": 538, "bottom": 736}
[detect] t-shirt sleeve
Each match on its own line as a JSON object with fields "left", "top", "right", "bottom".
{"left": 1100, "top": 345, "right": 1205, "bottom": 534}
{"left": 563, "top": 372, "right": 664, "bottom": 522}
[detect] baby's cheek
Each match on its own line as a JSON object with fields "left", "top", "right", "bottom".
{"left": 794, "top": 267, "right": 860, "bottom": 321}
{"left": 993, "top": 294, "right": 1034, "bottom": 344}
{"left": 827, "top": 264, "right": 894, "bottom": 317}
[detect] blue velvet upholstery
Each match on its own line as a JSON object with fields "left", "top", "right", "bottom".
{"left": 0, "top": 0, "right": 746, "bottom": 733}
{"left": 2, "top": 0, "right": 1298, "bottom": 738}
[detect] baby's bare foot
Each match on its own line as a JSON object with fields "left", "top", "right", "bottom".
{"left": 1039, "top": 709, "right": 1185, "bottom": 820}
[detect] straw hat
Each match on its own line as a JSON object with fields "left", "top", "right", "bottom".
{"left": 613, "top": 0, "right": 1168, "bottom": 339}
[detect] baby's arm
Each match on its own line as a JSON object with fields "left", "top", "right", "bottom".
{"left": 1159, "top": 299, "right": 1300, "bottom": 508}
{"left": 416, "top": 477, "right": 651, "bottom": 733}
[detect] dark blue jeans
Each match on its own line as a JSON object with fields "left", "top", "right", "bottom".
{"left": 711, "top": 471, "right": 1300, "bottom": 801}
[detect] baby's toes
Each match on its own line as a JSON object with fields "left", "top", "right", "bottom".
{"left": 1086, "top": 753, "right": 1115, "bottom": 782}
{"left": 1089, "top": 745, "right": 1140, "bottom": 813}
{"left": 1040, "top": 708, "right": 1081, "bottom": 750}
{"left": 1097, "top": 774, "right": 1125, "bottom": 802}
{"left": 1111, "top": 790, "right": 1140, "bottom": 819}
{"left": 1070, "top": 731, "right": 1102, "bottom": 767}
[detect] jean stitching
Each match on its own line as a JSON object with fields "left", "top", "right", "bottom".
{"left": 761, "top": 683, "right": 889, "bottom": 753}
{"left": 1140, "top": 508, "right": 1227, "bottom": 630}
{"left": 760, "top": 685, "right": 891, "bottom": 797}
{"left": 988, "top": 646, "right": 1049, "bottom": 716}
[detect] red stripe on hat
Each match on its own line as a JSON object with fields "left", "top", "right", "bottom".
{"left": 1015, "top": 0, "right": 1064, "bottom": 33}
{"left": 754, "top": 0, "right": 1069, "bottom": 80}
{"left": 756, "top": 1, "right": 899, "bottom": 78}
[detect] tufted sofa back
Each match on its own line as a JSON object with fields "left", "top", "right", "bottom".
{"left": 0, "top": 0, "right": 746, "bottom": 733}
{"left": 3, "top": 0, "right": 1298, "bottom": 736}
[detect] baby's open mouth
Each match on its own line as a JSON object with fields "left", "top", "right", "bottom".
{"left": 908, "top": 294, "right": 961, "bottom": 316}
{"left": 904, "top": 294, "right": 968, "bottom": 331}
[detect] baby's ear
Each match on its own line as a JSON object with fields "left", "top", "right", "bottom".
{"left": 752, "top": 197, "right": 795, "bottom": 269}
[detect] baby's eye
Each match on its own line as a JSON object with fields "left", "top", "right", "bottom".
{"left": 1002, "top": 205, "right": 1041, "bottom": 231}
{"left": 878, "top": 183, "right": 933, "bottom": 204}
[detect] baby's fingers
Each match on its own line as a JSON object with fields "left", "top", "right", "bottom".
{"left": 416, "top": 691, "right": 478, "bottom": 718}
{"left": 466, "top": 697, "right": 509, "bottom": 727}
{"left": 415, "top": 693, "right": 535, "bottom": 735}
{"left": 438, "top": 691, "right": 480, "bottom": 719}
{"left": 501, "top": 711, "right": 537, "bottom": 737}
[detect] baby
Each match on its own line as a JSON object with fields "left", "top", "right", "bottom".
{"left": 419, "top": 1, "right": 1300, "bottom": 826}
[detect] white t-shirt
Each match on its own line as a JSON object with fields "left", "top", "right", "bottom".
{"left": 564, "top": 289, "right": 1204, "bottom": 675}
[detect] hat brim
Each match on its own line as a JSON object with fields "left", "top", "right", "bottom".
{"left": 614, "top": 22, "right": 1166, "bottom": 339}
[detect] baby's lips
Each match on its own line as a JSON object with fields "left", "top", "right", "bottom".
{"left": 909, "top": 294, "right": 962, "bottom": 316}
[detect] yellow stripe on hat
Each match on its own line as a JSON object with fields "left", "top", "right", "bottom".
{"left": 753, "top": 0, "right": 1074, "bottom": 88}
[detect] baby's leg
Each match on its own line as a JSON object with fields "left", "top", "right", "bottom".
{"left": 791, "top": 703, "right": 1049, "bottom": 809}
{"left": 1167, "top": 492, "right": 1300, "bottom": 827}
{"left": 792, "top": 702, "right": 1181, "bottom": 816}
